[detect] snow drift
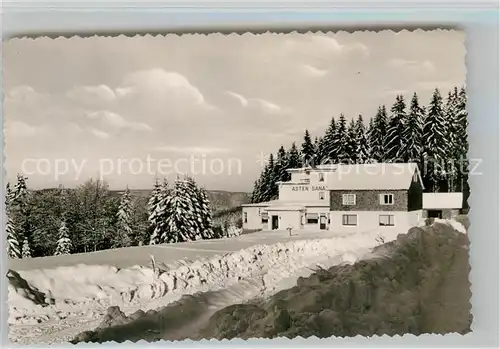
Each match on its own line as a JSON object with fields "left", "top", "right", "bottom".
{"left": 69, "top": 219, "right": 470, "bottom": 343}
{"left": 9, "top": 227, "right": 407, "bottom": 344}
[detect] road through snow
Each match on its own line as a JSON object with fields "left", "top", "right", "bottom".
{"left": 8, "top": 228, "right": 400, "bottom": 345}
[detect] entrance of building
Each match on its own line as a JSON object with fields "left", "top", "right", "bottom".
{"left": 271, "top": 215, "right": 279, "bottom": 230}
{"left": 428, "top": 210, "right": 442, "bottom": 219}
{"left": 319, "top": 215, "right": 327, "bottom": 230}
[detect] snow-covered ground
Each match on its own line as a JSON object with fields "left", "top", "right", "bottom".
{"left": 8, "top": 226, "right": 429, "bottom": 345}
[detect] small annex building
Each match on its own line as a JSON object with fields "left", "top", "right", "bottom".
{"left": 242, "top": 162, "right": 464, "bottom": 233}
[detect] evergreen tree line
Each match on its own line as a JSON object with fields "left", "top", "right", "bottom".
{"left": 6, "top": 174, "right": 232, "bottom": 259}
{"left": 251, "top": 86, "right": 469, "bottom": 204}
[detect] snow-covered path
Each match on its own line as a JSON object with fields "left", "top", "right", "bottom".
{"left": 8, "top": 228, "right": 398, "bottom": 345}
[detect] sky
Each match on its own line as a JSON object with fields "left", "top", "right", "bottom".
{"left": 3, "top": 29, "right": 466, "bottom": 192}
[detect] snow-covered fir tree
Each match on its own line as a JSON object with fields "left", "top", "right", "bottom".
{"left": 164, "top": 178, "right": 195, "bottom": 243}
{"left": 148, "top": 179, "right": 162, "bottom": 244}
{"left": 454, "top": 86, "right": 469, "bottom": 198}
{"left": 423, "top": 88, "right": 448, "bottom": 192}
{"left": 22, "top": 237, "right": 32, "bottom": 259}
{"left": 443, "top": 88, "right": 460, "bottom": 190}
{"left": 114, "top": 187, "right": 133, "bottom": 248}
{"left": 184, "top": 177, "right": 205, "bottom": 240}
{"left": 149, "top": 179, "right": 172, "bottom": 245}
{"left": 6, "top": 215, "right": 20, "bottom": 259}
{"left": 384, "top": 94, "right": 407, "bottom": 162}
{"left": 250, "top": 178, "right": 264, "bottom": 203}
{"left": 6, "top": 183, "right": 21, "bottom": 259}
{"left": 333, "top": 114, "right": 349, "bottom": 162}
{"left": 301, "top": 130, "right": 315, "bottom": 167}
{"left": 400, "top": 92, "right": 424, "bottom": 164}
{"left": 354, "top": 115, "right": 370, "bottom": 163}
{"left": 261, "top": 154, "right": 278, "bottom": 201}
{"left": 287, "top": 142, "right": 302, "bottom": 170}
{"left": 275, "top": 146, "right": 289, "bottom": 182}
{"left": 54, "top": 220, "right": 72, "bottom": 256}
{"left": 14, "top": 174, "right": 29, "bottom": 204}
{"left": 196, "top": 183, "right": 214, "bottom": 240}
{"left": 322, "top": 117, "right": 338, "bottom": 164}
{"left": 369, "top": 105, "right": 388, "bottom": 162}
{"left": 346, "top": 119, "right": 358, "bottom": 163}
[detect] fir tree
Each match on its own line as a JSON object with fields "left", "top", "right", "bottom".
{"left": 333, "top": 114, "right": 349, "bottom": 162}
{"left": 301, "top": 130, "right": 315, "bottom": 167}
{"left": 12, "top": 174, "right": 33, "bottom": 254}
{"left": 286, "top": 142, "right": 302, "bottom": 170}
{"left": 164, "top": 179, "right": 194, "bottom": 243}
{"left": 6, "top": 183, "right": 20, "bottom": 259}
{"left": 148, "top": 179, "right": 162, "bottom": 244}
{"left": 184, "top": 176, "right": 205, "bottom": 240}
{"left": 22, "top": 237, "right": 32, "bottom": 259}
{"left": 197, "top": 184, "right": 214, "bottom": 240}
{"left": 423, "top": 88, "right": 448, "bottom": 192}
{"left": 369, "top": 106, "right": 388, "bottom": 162}
{"left": 114, "top": 187, "right": 133, "bottom": 248}
{"left": 346, "top": 119, "right": 358, "bottom": 162}
{"left": 6, "top": 215, "right": 20, "bottom": 259}
{"left": 385, "top": 94, "right": 407, "bottom": 162}
{"left": 250, "top": 178, "right": 264, "bottom": 203}
{"left": 315, "top": 136, "right": 328, "bottom": 166}
{"left": 401, "top": 92, "right": 424, "bottom": 164}
{"left": 454, "top": 86, "right": 469, "bottom": 205}
{"left": 275, "top": 146, "right": 289, "bottom": 183}
{"left": 54, "top": 220, "right": 72, "bottom": 255}
{"left": 150, "top": 179, "right": 172, "bottom": 245}
{"left": 262, "top": 154, "right": 278, "bottom": 201}
{"left": 354, "top": 115, "right": 370, "bottom": 163}
{"left": 322, "top": 117, "right": 338, "bottom": 164}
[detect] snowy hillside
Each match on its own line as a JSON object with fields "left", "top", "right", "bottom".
{"left": 8, "top": 226, "right": 417, "bottom": 345}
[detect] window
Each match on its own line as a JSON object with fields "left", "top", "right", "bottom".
{"left": 380, "top": 193, "right": 394, "bottom": 205}
{"left": 342, "top": 194, "right": 356, "bottom": 205}
{"left": 244, "top": 212, "right": 248, "bottom": 223}
{"left": 319, "top": 172, "right": 325, "bottom": 182}
{"left": 379, "top": 215, "right": 395, "bottom": 226}
{"left": 261, "top": 212, "right": 269, "bottom": 224}
{"left": 342, "top": 214, "right": 357, "bottom": 226}
{"left": 306, "top": 213, "right": 319, "bottom": 224}
{"left": 319, "top": 191, "right": 325, "bottom": 200}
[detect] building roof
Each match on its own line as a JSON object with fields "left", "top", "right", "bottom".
{"left": 423, "top": 192, "right": 463, "bottom": 209}
{"left": 326, "top": 163, "right": 423, "bottom": 190}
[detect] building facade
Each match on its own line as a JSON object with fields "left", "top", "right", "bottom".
{"left": 242, "top": 163, "right": 463, "bottom": 234}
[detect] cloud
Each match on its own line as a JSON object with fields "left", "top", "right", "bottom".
{"left": 5, "top": 121, "right": 38, "bottom": 137}
{"left": 389, "top": 58, "right": 435, "bottom": 73}
{"left": 283, "top": 35, "right": 370, "bottom": 59}
{"left": 5, "top": 85, "right": 48, "bottom": 105}
{"left": 91, "top": 128, "right": 110, "bottom": 139}
{"left": 299, "top": 64, "right": 328, "bottom": 78}
{"left": 153, "top": 145, "right": 230, "bottom": 154}
{"left": 118, "top": 69, "right": 207, "bottom": 106}
{"left": 67, "top": 85, "right": 116, "bottom": 104}
{"left": 225, "top": 91, "right": 249, "bottom": 107}
{"left": 225, "top": 91, "right": 286, "bottom": 115}
{"left": 86, "top": 110, "right": 153, "bottom": 132}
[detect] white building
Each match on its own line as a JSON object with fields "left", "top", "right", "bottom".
{"left": 242, "top": 163, "right": 464, "bottom": 233}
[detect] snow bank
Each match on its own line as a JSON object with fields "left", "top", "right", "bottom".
{"left": 8, "top": 227, "right": 402, "bottom": 333}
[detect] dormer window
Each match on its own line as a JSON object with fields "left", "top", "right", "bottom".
{"left": 319, "top": 173, "right": 325, "bottom": 182}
